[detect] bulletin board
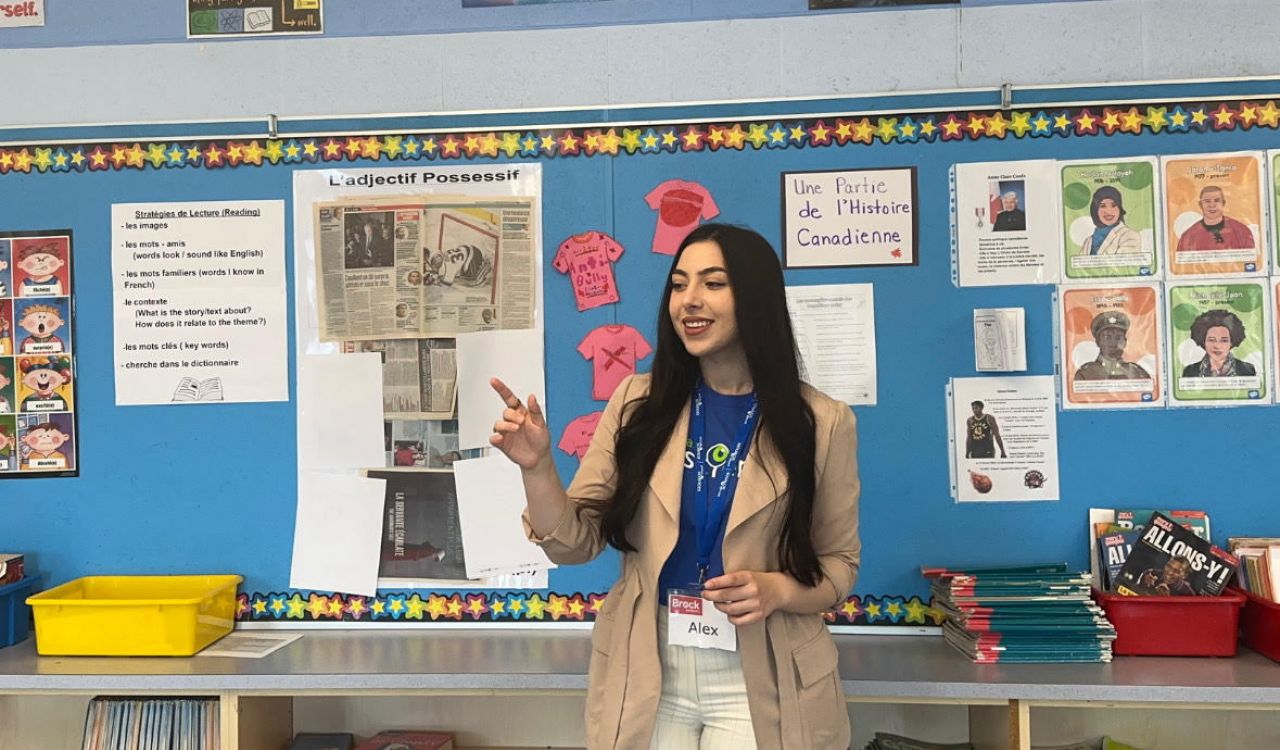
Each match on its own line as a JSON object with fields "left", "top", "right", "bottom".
{"left": 5, "top": 78, "right": 1280, "bottom": 628}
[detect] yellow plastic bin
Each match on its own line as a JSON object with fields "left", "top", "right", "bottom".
{"left": 26, "top": 575, "right": 242, "bottom": 656}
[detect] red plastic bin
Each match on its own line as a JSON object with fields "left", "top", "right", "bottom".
{"left": 1236, "top": 587, "right": 1280, "bottom": 662}
{"left": 1093, "top": 588, "right": 1246, "bottom": 657}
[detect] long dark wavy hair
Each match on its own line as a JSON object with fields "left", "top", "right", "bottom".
{"left": 591, "top": 223, "right": 822, "bottom": 586}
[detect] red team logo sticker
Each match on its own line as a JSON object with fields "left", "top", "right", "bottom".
{"left": 669, "top": 594, "right": 703, "bottom": 616}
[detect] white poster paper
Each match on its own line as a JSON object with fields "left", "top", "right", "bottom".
{"left": 0, "top": 0, "right": 43, "bottom": 28}
{"left": 973, "top": 307, "right": 1027, "bottom": 372}
{"left": 111, "top": 200, "right": 287, "bottom": 405}
{"left": 782, "top": 168, "right": 917, "bottom": 268}
{"left": 948, "top": 376, "right": 1059, "bottom": 502}
{"left": 456, "top": 328, "right": 546, "bottom": 450}
{"left": 785, "top": 284, "right": 877, "bottom": 405}
{"left": 296, "top": 354, "right": 386, "bottom": 473}
{"left": 952, "top": 160, "right": 1062, "bottom": 286}
{"left": 453, "top": 453, "right": 554, "bottom": 579}
{"left": 290, "top": 472, "right": 386, "bottom": 596}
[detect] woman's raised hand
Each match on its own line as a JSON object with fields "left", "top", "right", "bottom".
{"left": 489, "top": 377, "right": 550, "bottom": 470}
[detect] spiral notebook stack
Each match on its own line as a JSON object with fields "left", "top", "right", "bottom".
{"left": 923, "top": 563, "right": 1116, "bottom": 663}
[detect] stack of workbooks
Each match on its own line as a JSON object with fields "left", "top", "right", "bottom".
{"left": 1226, "top": 537, "right": 1280, "bottom": 602}
{"left": 923, "top": 563, "right": 1115, "bottom": 663}
{"left": 862, "top": 734, "right": 1143, "bottom": 750}
{"left": 79, "top": 697, "right": 219, "bottom": 750}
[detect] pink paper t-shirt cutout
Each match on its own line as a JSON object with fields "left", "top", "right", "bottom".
{"left": 553, "top": 231, "right": 624, "bottom": 311}
{"left": 578, "top": 324, "right": 652, "bottom": 401}
{"left": 558, "top": 411, "right": 604, "bottom": 459}
{"left": 644, "top": 180, "right": 720, "bottom": 255}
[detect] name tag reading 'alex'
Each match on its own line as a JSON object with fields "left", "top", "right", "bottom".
{"left": 666, "top": 589, "right": 736, "bottom": 652}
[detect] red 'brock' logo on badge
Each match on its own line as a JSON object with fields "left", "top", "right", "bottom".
{"left": 669, "top": 594, "right": 703, "bottom": 616}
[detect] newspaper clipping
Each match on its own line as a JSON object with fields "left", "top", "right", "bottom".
{"left": 316, "top": 196, "right": 536, "bottom": 341}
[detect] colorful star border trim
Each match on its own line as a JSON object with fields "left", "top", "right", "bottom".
{"left": 1, "top": 99, "right": 1276, "bottom": 176}
{"left": 236, "top": 591, "right": 946, "bottom": 626}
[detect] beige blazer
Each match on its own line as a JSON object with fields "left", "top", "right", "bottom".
{"left": 525, "top": 374, "right": 861, "bottom": 749}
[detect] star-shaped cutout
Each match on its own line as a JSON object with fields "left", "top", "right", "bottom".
{"left": 1257, "top": 101, "right": 1280, "bottom": 128}
{"left": 640, "top": 130, "right": 659, "bottom": 152}
{"left": 343, "top": 137, "right": 363, "bottom": 159}
{"left": 284, "top": 141, "right": 301, "bottom": 161}
{"left": 370, "top": 599, "right": 387, "bottom": 616}
{"left": 833, "top": 119, "right": 854, "bottom": 144}
{"left": 383, "top": 135, "right": 404, "bottom": 159}
{"left": 479, "top": 132, "right": 500, "bottom": 157}
{"left": 346, "top": 597, "right": 368, "bottom": 619}
{"left": 1145, "top": 106, "right": 1169, "bottom": 133}
{"left": 723, "top": 124, "right": 746, "bottom": 149}
{"left": 252, "top": 598, "right": 268, "bottom": 616}
{"left": 1075, "top": 108, "right": 1099, "bottom": 135}
{"left": 241, "top": 141, "right": 267, "bottom": 165}
{"left": 787, "top": 124, "right": 806, "bottom": 143}
{"left": 1119, "top": 107, "right": 1144, "bottom": 134}
{"left": 1211, "top": 103, "right": 1237, "bottom": 129}
{"left": 540, "top": 134, "right": 558, "bottom": 153}
{"left": 305, "top": 594, "right": 330, "bottom": 620}
{"left": 204, "top": 143, "right": 225, "bottom": 166}
{"left": 939, "top": 115, "right": 964, "bottom": 140}
{"left": 440, "top": 135, "right": 462, "bottom": 158}
{"left": 499, "top": 132, "right": 522, "bottom": 158}
{"left": 746, "top": 123, "right": 769, "bottom": 148}
{"left": 809, "top": 120, "right": 832, "bottom": 145}
{"left": 1053, "top": 112, "right": 1073, "bottom": 133}
{"left": 839, "top": 599, "right": 861, "bottom": 622}
{"left": 983, "top": 113, "right": 1008, "bottom": 138}
{"left": 303, "top": 141, "right": 320, "bottom": 160}
{"left": 1007, "top": 111, "right": 1032, "bottom": 138}
{"left": 705, "top": 125, "right": 726, "bottom": 150}
{"left": 660, "top": 130, "right": 678, "bottom": 149}
{"left": 326, "top": 597, "right": 346, "bottom": 618}
{"left": 285, "top": 594, "right": 306, "bottom": 619}
{"left": 525, "top": 594, "right": 547, "bottom": 619}
{"left": 864, "top": 601, "right": 882, "bottom": 621}
{"left": 143, "top": 143, "right": 167, "bottom": 168}
{"left": 598, "top": 128, "right": 621, "bottom": 155}
{"left": 547, "top": 594, "right": 569, "bottom": 620}
{"left": 852, "top": 118, "right": 876, "bottom": 144}
{"left": 1030, "top": 113, "right": 1051, "bottom": 135}
{"left": 1190, "top": 108, "right": 1209, "bottom": 126}
{"left": 185, "top": 145, "right": 203, "bottom": 164}
{"left": 465, "top": 594, "right": 489, "bottom": 619}
{"left": 88, "top": 147, "right": 109, "bottom": 169}
{"left": 557, "top": 131, "right": 580, "bottom": 155}
{"left": 446, "top": 596, "right": 464, "bottom": 618}
{"left": 876, "top": 117, "right": 899, "bottom": 143}
{"left": 963, "top": 114, "right": 985, "bottom": 138}
{"left": 32, "top": 148, "right": 53, "bottom": 171}
{"left": 680, "top": 125, "right": 705, "bottom": 151}
{"left": 620, "top": 129, "right": 642, "bottom": 154}
{"left": 521, "top": 133, "right": 541, "bottom": 156}
{"left": 225, "top": 142, "right": 245, "bottom": 166}
{"left": 264, "top": 140, "right": 285, "bottom": 163}
{"left": 405, "top": 594, "right": 427, "bottom": 620}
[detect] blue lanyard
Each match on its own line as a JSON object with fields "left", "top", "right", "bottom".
{"left": 691, "top": 380, "right": 760, "bottom": 585}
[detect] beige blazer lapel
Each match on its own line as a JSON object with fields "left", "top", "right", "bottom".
{"left": 647, "top": 401, "right": 689, "bottom": 525}
{"left": 726, "top": 432, "right": 786, "bottom": 537}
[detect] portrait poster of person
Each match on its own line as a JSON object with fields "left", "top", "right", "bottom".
{"left": 1059, "top": 284, "right": 1163, "bottom": 409}
{"left": 0, "top": 416, "right": 15, "bottom": 472}
{"left": 964, "top": 400, "right": 1005, "bottom": 459}
{"left": 17, "top": 355, "right": 74, "bottom": 413}
{"left": 13, "top": 297, "right": 70, "bottom": 355}
{"left": 1060, "top": 158, "right": 1159, "bottom": 279}
{"left": 1162, "top": 152, "right": 1266, "bottom": 277}
{"left": 988, "top": 180, "right": 1026, "bottom": 232}
{"left": 953, "top": 160, "right": 1061, "bottom": 287}
{"left": 10, "top": 235, "right": 71, "bottom": 297}
{"left": 0, "top": 359, "right": 13, "bottom": 414}
{"left": 422, "top": 208, "right": 499, "bottom": 306}
{"left": 368, "top": 469, "right": 469, "bottom": 583}
{"left": 17, "top": 412, "right": 76, "bottom": 472}
{"left": 1167, "top": 281, "right": 1270, "bottom": 406}
{"left": 0, "top": 299, "right": 12, "bottom": 356}
{"left": 342, "top": 210, "right": 395, "bottom": 269}
{"left": 0, "top": 239, "right": 10, "bottom": 297}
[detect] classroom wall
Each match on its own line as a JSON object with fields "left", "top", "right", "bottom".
{"left": 2, "top": 0, "right": 1279, "bottom": 128}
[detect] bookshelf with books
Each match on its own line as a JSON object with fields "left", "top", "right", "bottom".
{"left": 5, "top": 630, "right": 1280, "bottom": 750}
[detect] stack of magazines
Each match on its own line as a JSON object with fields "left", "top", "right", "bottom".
{"left": 923, "top": 563, "right": 1116, "bottom": 663}
{"left": 80, "top": 697, "right": 218, "bottom": 750}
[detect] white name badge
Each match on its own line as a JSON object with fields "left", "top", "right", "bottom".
{"left": 666, "top": 589, "right": 736, "bottom": 652}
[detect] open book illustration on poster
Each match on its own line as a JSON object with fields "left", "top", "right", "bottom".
{"left": 172, "top": 376, "right": 225, "bottom": 402}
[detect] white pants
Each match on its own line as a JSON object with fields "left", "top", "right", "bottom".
{"left": 649, "top": 607, "right": 758, "bottom": 750}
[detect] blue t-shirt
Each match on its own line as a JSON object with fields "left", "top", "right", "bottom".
{"left": 657, "top": 387, "right": 756, "bottom": 603}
